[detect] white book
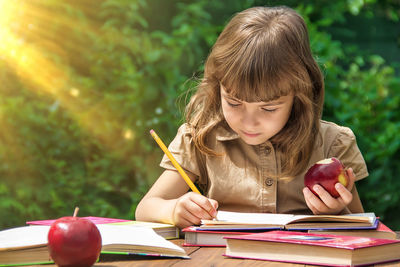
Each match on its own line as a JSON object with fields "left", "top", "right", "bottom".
{"left": 0, "top": 225, "right": 50, "bottom": 249}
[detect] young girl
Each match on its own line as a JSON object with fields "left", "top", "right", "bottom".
{"left": 135, "top": 6, "right": 368, "bottom": 229}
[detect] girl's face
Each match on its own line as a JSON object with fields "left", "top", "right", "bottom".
{"left": 220, "top": 85, "right": 294, "bottom": 145}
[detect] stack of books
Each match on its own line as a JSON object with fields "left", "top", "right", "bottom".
{"left": 182, "top": 210, "right": 400, "bottom": 266}
{"left": 183, "top": 210, "right": 394, "bottom": 247}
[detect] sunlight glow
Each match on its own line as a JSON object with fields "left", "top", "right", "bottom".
{"left": 0, "top": 0, "right": 13, "bottom": 28}
{"left": 0, "top": 1, "right": 69, "bottom": 95}
{"left": 70, "top": 88, "right": 80, "bottom": 97}
{"left": 124, "top": 129, "right": 134, "bottom": 140}
{"left": 0, "top": 0, "right": 129, "bottom": 152}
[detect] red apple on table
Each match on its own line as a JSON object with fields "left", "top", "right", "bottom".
{"left": 304, "top": 157, "right": 349, "bottom": 198}
{"left": 47, "top": 208, "right": 102, "bottom": 267}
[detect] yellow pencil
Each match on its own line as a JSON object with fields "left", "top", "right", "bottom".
{"left": 150, "top": 129, "right": 202, "bottom": 195}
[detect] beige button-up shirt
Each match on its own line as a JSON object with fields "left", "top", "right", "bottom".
{"left": 160, "top": 120, "right": 368, "bottom": 215}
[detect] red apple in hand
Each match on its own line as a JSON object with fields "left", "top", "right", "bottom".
{"left": 304, "top": 157, "right": 349, "bottom": 198}
{"left": 47, "top": 209, "right": 102, "bottom": 267}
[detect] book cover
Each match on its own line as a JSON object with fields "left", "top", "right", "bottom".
{"left": 201, "top": 211, "right": 377, "bottom": 231}
{"left": 224, "top": 230, "right": 400, "bottom": 266}
{"left": 182, "top": 226, "right": 249, "bottom": 247}
{"left": 308, "top": 221, "right": 397, "bottom": 240}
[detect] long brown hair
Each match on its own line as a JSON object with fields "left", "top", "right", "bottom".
{"left": 185, "top": 6, "right": 324, "bottom": 178}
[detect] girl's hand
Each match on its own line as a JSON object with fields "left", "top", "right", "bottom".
{"left": 303, "top": 168, "right": 356, "bottom": 215}
{"left": 172, "top": 192, "right": 218, "bottom": 229}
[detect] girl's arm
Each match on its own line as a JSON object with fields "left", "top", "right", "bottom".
{"left": 346, "top": 185, "right": 364, "bottom": 213}
{"left": 135, "top": 169, "right": 218, "bottom": 228}
{"left": 302, "top": 168, "right": 361, "bottom": 215}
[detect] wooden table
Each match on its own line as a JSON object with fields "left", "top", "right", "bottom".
{"left": 36, "top": 234, "right": 400, "bottom": 267}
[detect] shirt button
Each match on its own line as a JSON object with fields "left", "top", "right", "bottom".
{"left": 265, "top": 147, "right": 271, "bottom": 154}
{"left": 265, "top": 178, "right": 274, "bottom": 186}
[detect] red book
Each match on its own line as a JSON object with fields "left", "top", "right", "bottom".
{"left": 182, "top": 226, "right": 250, "bottom": 247}
{"left": 224, "top": 230, "right": 400, "bottom": 266}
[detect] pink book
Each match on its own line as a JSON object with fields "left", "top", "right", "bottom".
{"left": 224, "top": 230, "right": 400, "bottom": 266}
{"left": 26, "top": 216, "right": 132, "bottom": 225}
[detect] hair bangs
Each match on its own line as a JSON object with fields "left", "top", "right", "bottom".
{"left": 218, "top": 49, "right": 310, "bottom": 103}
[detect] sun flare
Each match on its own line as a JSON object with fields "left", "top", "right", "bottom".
{"left": 0, "top": 0, "right": 131, "bottom": 149}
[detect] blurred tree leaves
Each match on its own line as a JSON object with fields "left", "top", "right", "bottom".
{"left": 0, "top": 0, "right": 399, "bottom": 229}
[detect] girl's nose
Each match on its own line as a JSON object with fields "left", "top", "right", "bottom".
{"left": 240, "top": 109, "right": 259, "bottom": 128}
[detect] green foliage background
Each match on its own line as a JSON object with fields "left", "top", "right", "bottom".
{"left": 0, "top": 0, "right": 399, "bottom": 229}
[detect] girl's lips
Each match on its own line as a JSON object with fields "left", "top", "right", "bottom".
{"left": 242, "top": 131, "right": 260, "bottom": 137}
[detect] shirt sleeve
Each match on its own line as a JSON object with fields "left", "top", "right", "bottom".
{"left": 159, "top": 124, "right": 201, "bottom": 177}
{"left": 328, "top": 126, "right": 369, "bottom": 181}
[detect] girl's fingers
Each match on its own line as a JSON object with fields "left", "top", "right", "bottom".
{"left": 314, "top": 184, "right": 344, "bottom": 210}
{"left": 303, "top": 187, "right": 325, "bottom": 214}
{"left": 173, "top": 192, "right": 218, "bottom": 228}
{"left": 303, "top": 185, "right": 349, "bottom": 214}
{"left": 189, "top": 194, "right": 218, "bottom": 219}
{"left": 335, "top": 183, "right": 353, "bottom": 205}
{"left": 173, "top": 200, "right": 199, "bottom": 226}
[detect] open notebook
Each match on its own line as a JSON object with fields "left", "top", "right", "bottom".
{"left": 200, "top": 211, "right": 378, "bottom": 231}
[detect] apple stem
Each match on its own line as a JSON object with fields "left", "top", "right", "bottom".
{"left": 73, "top": 207, "right": 79, "bottom": 217}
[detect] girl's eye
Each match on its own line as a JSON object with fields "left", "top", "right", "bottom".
{"left": 262, "top": 108, "right": 278, "bottom": 113}
{"left": 227, "top": 101, "right": 241, "bottom": 107}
